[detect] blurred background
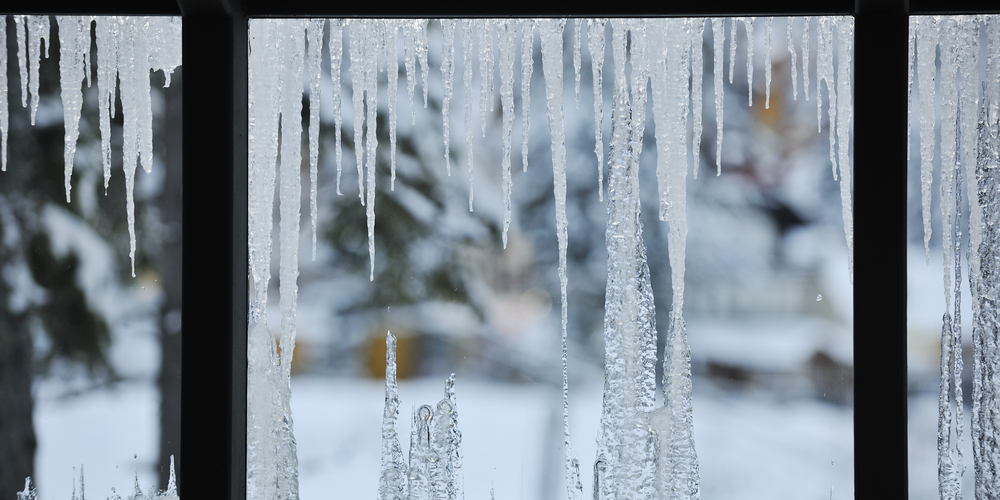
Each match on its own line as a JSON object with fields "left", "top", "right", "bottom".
{"left": 272, "top": 18, "right": 855, "bottom": 500}
{"left": 0, "top": 16, "right": 181, "bottom": 500}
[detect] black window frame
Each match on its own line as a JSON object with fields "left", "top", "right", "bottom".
{"left": 10, "top": 0, "right": 1000, "bottom": 498}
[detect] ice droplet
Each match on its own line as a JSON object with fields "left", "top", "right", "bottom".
{"left": 816, "top": 294, "right": 822, "bottom": 301}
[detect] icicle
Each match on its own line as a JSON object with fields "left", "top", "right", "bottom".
{"left": 307, "top": 19, "right": 323, "bottom": 261}
{"left": 816, "top": 18, "right": 837, "bottom": 182}
{"left": 248, "top": 19, "right": 281, "bottom": 323}
{"left": 164, "top": 457, "right": 177, "bottom": 500}
{"left": 277, "top": 18, "right": 305, "bottom": 384}
{"left": 15, "top": 17, "right": 27, "bottom": 110}
{"left": 573, "top": 19, "right": 582, "bottom": 108}
{"left": 379, "top": 332, "right": 407, "bottom": 500}
{"left": 691, "top": 19, "right": 705, "bottom": 179}
{"left": 713, "top": 18, "right": 724, "bottom": 176}
{"left": 802, "top": 16, "right": 811, "bottom": 101}
{"left": 441, "top": 20, "right": 457, "bottom": 177}
{"left": 404, "top": 21, "right": 418, "bottom": 125}
{"left": 958, "top": 20, "right": 981, "bottom": 350}
{"left": 940, "top": 19, "right": 958, "bottom": 310}
{"left": 365, "top": 21, "right": 383, "bottom": 281}
{"left": 386, "top": 20, "right": 400, "bottom": 190}
{"left": 538, "top": 18, "right": 581, "bottom": 500}
{"left": 117, "top": 18, "right": 142, "bottom": 277}
{"left": 408, "top": 405, "right": 433, "bottom": 500}
{"left": 952, "top": 128, "right": 967, "bottom": 497}
{"left": 917, "top": 17, "right": 937, "bottom": 263}
{"left": 135, "top": 19, "right": 153, "bottom": 177}
{"left": 521, "top": 19, "right": 534, "bottom": 173}
{"left": 27, "top": 16, "right": 50, "bottom": 126}
{"left": 349, "top": 21, "right": 367, "bottom": 204}
{"left": 478, "top": 19, "right": 495, "bottom": 137}
{"left": 588, "top": 19, "right": 606, "bottom": 199}
{"left": 727, "top": 17, "right": 735, "bottom": 85}
{"left": 329, "top": 19, "right": 345, "bottom": 195}
{"left": 57, "top": 16, "right": 89, "bottom": 203}
{"left": 835, "top": 17, "right": 854, "bottom": 280}
{"left": 0, "top": 18, "right": 7, "bottom": 171}
{"left": 907, "top": 17, "right": 915, "bottom": 196}
{"left": 764, "top": 17, "right": 772, "bottom": 109}
{"left": 498, "top": 20, "right": 516, "bottom": 249}
{"left": 414, "top": 20, "right": 430, "bottom": 109}
{"left": 463, "top": 20, "right": 476, "bottom": 211}
{"left": 95, "top": 17, "right": 118, "bottom": 193}
{"left": 745, "top": 17, "right": 753, "bottom": 107}
{"left": 788, "top": 17, "right": 799, "bottom": 101}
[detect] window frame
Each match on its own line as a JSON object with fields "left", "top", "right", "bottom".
{"left": 12, "top": 0, "right": 1000, "bottom": 498}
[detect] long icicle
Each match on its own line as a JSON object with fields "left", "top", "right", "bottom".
{"left": 464, "top": 20, "right": 476, "bottom": 211}
{"left": 349, "top": 20, "right": 367, "bottom": 205}
{"left": 365, "top": 21, "right": 383, "bottom": 281}
{"left": 521, "top": 19, "right": 534, "bottom": 173}
{"left": 917, "top": 17, "right": 938, "bottom": 263}
{"left": 713, "top": 18, "right": 724, "bottom": 176}
{"left": 329, "top": 19, "right": 345, "bottom": 195}
{"left": 498, "top": 20, "right": 516, "bottom": 249}
{"left": 386, "top": 20, "right": 400, "bottom": 190}
{"left": 441, "top": 20, "right": 457, "bottom": 177}
{"left": 307, "top": 19, "right": 323, "bottom": 261}
{"left": 835, "top": 17, "right": 854, "bottom": 280}
{"left": 538, "top": 18, "right": 582, "bottom": 500}
{"left": 691, "top": 19, "right": 704, "bottom": 179}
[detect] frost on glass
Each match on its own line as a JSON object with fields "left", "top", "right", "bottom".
{"left": 910, "top": 15, "right": 1000, "bottom": 500}
{"left": 246, "top": 17, "right": 855, "bottom": 500}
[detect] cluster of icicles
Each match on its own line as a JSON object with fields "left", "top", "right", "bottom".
{"left": 911, "top": 15, "right": 1000, "bottom": 500}
{"left": 0, "top": 15, "right": 181, "bottom": 277}
{"left": 246, "top": 17, "right": 855, "bottom": 500}
{"left": 17, "top": 458, "right": 179, "bottom": 500}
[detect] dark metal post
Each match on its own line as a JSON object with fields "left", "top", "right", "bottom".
{"left": 852, "top": 0, "right": 909, "bottom": 497}
{"left": 178, "top": 1, "right": 247, "bottom": 499}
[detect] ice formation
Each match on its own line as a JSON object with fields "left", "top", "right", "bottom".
{"left": 910, "top": 15, "right": 1000, "bottom": 500}
{"left": 0, "top": 15, "right": 180, "bottom": 276}
{"left": 244, "top": 17, "right": 856, "bottom": 500}
{"left": 17, "top": 457, "right": 178, "bottom": 500}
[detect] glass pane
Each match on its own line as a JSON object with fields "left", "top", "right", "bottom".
{"left": 0, "top": 15, "right": 182, "bottom": 500}
{"left": 906, "top": 15, "right": 1000, "bottom": 500}
{"left": 247, "top": 17, "right": 853, "bottom": 500}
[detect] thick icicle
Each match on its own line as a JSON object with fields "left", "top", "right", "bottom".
{"left": 588, "top": 19, "right": 607, "bottom": 198}
{"left": 498, "top": 20, "right": 516, "bottom": 249}
{"left": 764, "top": 17, "right": 772, "bottom": 109}
{"left": 521, "top": 19, "right": 535, "bottom": 173}
{"left": 802, "top": 17, "right": 811, "bottom": 101}
{"left": 349, "top": 20, "right": 367, "bottom": 204}
{"left": 117, "top": 17, "right": 144, "bottom": 277}
{"left": 379, "top": 332, "right": 407, "bottom": 500}
{"left": 464, "top": 20, "right": 476, "bottom": 210}
{"left": 939, "top": 20, "right": 958, "bottom": 311}
{"left": 907, "top": 18, "right": 915, "bottom": 195}
{"left": 57, "top": 16, "right": 90, "bottom": 203}
{"left": 788, "top": 17, "right": 798, "bottom": 101}
{"left": 744, "top": 18, "right": 753, "bottom": 107}
{"left": 573, "top": 19, "right": 582, "bottom": 108}
{"left": 329, "top": 19, "right": 345, "bottom": 195}
{"left": 835, "top": 17, "right": 854, "bottom": 279}
{"left": 95, "top": 17, "right": 117, "bottom": 192}
{"left": 307, "top": 19, "right": 323, "bottom": 261}
{"left": 386, "top": 20, "right": 400, "bottom": 190}
{"left": 651, "top": 18, "right": 700, "bottom": 500}
{"left": 364, "top": 21, "right": 383, "bottom": 281}
{"left": 441, "top": 20, "right": 457, "bottom": 177}
{"left": 917, "top": 17, "right": 937, "bottom": 262}
{"left": 690, "top": 19, "right": 704, "bottom": 179}
{"left": 538, "top": 18, "right": 581, "bottom": 500}
{"left": 712, "top": 18, "right": 724, "bottom": 176}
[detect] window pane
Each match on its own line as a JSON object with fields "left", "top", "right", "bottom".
{"left": 0, "top": 15, "right": 182, "bottom": 500}
{"left": 247, "top": 17, "right": 853, "bottom": 499}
